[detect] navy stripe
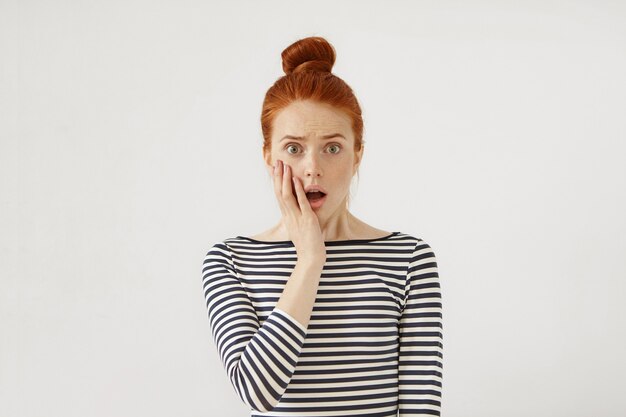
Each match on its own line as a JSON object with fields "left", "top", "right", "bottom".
{"left": 201, "top": 232, "right": 443, "bottom": 416}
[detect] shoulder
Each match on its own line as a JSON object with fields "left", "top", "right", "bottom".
{"left": 204, "top": 236, "right": 246, "bottom": 252}
{"left": 203, "top": 235, "right": 272, "bottom": 264}
{"left": 201, "top": 238, "right": 245, "bottom": 280}
{"left": 202, "top": 237, "right": 243, "bottom": 265}
{"left": 393, "top": 232, "right": 438, "bottom": 263}
{"left": 397, "top": 234, "right": 441, "bottom": 295}
{"left": 393, "top": 232, "right": 433, "bottom": 247}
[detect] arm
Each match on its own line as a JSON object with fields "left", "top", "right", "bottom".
{"left": 398, "top": 240, "right": 444, "bottom": 416}
{"left": 201, "top": 241, "right": 310, "bottom": 412}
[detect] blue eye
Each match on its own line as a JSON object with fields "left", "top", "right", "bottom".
{"left": 286, "top": 144, "right": 299, "bottom": 154}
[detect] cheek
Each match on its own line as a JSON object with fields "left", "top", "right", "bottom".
{"left": 329, "top": 171, "right": 354, "bottom": 193}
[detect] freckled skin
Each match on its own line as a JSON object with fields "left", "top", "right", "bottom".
{"left": 263, "top": 99, "right": 364, "bottom": 235}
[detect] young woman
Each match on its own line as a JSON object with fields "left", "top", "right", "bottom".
{"left": 202, "top": 36, "right": 443, "bottom": 416}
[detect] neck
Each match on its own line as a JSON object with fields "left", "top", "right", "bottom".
{"left": 275, "top": 203, "right": 360, "bottom": 241}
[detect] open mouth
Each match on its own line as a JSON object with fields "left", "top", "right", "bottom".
{"left": 306, "top": 191, "right": 326, "bottom": 201}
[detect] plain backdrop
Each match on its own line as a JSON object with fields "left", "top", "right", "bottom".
{"left": 2, "top": 1, "right": 625, "bottom": 416}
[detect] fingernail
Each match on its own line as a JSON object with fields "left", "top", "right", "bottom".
{"left": 283, "top": 163, "right": 287, "bottom": 173}
{"left": 274, "top": 161, "right": 278, "bottom": 174}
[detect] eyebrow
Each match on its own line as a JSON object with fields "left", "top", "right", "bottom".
{"left": 280, "top": 133, "right": 347, "bottom": 142}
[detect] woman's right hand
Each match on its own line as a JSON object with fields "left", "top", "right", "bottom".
{"left": 273, "top": 159, "right": 326, "bottom": 264}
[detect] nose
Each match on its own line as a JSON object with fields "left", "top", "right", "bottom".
{"left": 303, "top": 152, "right": 322, "bottom": 177}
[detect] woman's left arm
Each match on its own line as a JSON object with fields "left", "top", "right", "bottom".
{"left": 398, "top": 240, "right": 444, "bottom": 416}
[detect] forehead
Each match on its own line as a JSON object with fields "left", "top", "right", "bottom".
{"left": 272, "top": 100, "right": 352, "bottom": 138}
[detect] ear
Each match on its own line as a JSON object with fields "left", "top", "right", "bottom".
{"left": 353, "top": 143, "right": 364, "bottom": 175}
{"left": 263, "top": 149, "right": 274, "bottom": 176}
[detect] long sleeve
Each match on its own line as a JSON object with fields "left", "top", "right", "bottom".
{"left": 201, "top": 241, "right": 308, "bottom": 412}
{"left": 398, "top": 240, "right": 444, "bottom": 416}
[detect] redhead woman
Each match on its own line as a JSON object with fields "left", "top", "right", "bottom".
{"left": 202, "top": 36, "right": 443, "bottom": 416}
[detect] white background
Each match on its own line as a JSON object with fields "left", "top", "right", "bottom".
{"left": 2, "top": 1, "right": 625, "bottom": 416}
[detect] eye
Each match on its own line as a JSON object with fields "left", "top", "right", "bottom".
{"left": 284, "top": 143, "right": 342, "bottom": 155}
{"left": 328, "top": 144, "right": 341, "bottom": 154}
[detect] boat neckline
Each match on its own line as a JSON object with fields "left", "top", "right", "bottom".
{"left": 236, "top": 231, "right": 401, "bottom": 244}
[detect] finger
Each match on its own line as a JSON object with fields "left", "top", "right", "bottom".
{"left": 281, "top": 163, "right": 298, "bottom": 210}
{"left": 292, "top": 175, "right": 313, "bottom": 215}
{"left": 273, "top": 160, "right": 286, "bottom": 214}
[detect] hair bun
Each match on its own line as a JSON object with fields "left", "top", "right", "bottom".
{"left": 281, "top": 36, "right": 336, "bottom": 75}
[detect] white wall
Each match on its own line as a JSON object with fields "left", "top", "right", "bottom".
{"left": 2, "top": 1, "right": 625, "bottom": 416}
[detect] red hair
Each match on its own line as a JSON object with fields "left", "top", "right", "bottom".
{"left": 260, "top": 36, "right": 364, "bottom": 156}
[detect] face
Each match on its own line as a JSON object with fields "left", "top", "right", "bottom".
{"left": 264, "top": 99, "right": 363, "bottom": 215}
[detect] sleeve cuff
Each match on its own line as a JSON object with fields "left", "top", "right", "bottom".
{"left": 272, "top": 306, "right": 309, "bottom": 335}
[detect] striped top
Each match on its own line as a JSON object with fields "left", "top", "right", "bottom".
{"left": 201, "top": 231, "right": 443, "bottom": 416}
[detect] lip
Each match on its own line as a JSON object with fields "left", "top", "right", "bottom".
{"left": 307, "top": 193, "right": 327, "bottom": 210}
{"left": 304, "top": 184, "right": 327, "bottom": 194}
